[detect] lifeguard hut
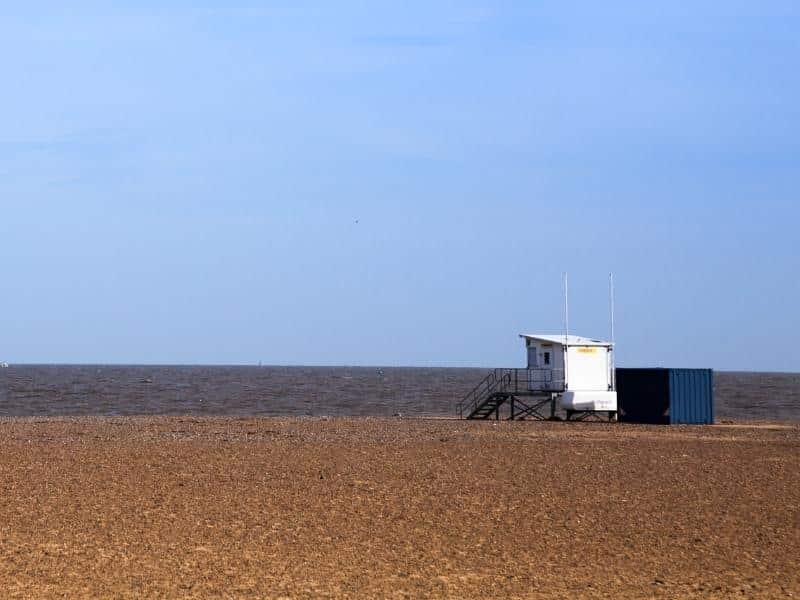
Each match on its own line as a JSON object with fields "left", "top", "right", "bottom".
{"left": 456, "top": 334, "right": 617, "bottom": 421}
{"left": 522, "top": 334, "right": 616, "bottom": 419}
{"left": 456, "top": 273, "right": 619, "bottom": 421}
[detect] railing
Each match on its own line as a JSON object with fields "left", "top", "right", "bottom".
{"left": 456, "top": 369, "right": 510, "bottom": 419}
{"left": 526, "top": 368, "right": 566, "bottom": 392}
{"left": 456, "top": 368, "right": 566, "bottom": 419}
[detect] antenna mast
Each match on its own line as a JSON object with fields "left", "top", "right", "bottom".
{"left": 563, "top": 272, "right": 569, "bottom": 390}
{"left": 609, "top": 272, "right": 616, "bottom": 391}
{"left": 609, "top": 272, "right": 615, "bottom": 346}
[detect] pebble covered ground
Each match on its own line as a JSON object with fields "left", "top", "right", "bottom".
{"left": 0, "top": 417, "right": 798, "bottom": 598}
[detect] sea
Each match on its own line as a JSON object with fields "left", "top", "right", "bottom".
{"left": 0, "top": 366, "right": 798, "bottom": 421}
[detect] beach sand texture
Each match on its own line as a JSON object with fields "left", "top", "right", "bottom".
{"left": 0, "top": 417, "right": 798, "bottom": 598}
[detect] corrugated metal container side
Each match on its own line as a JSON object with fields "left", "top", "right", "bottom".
{"left": 668, "top": 369, "right": 714, "bottom": 425}
{"left": 616, "top": 368, "right": 714, "bottom": 425}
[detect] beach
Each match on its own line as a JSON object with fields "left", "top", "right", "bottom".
{"left": 1, "top": 417, "right": 798, "bottom": 598}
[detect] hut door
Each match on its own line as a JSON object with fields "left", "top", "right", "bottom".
{"left": 528, "top": 346, "right": 538, "bottom": 368}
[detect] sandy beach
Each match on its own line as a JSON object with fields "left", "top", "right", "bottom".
{"left": 0, "top": 417, "right": 798, "bottom": 598}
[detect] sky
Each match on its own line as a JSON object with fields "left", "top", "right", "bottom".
{"left": 0, "top": 1, "right": 798, "bottom": 371}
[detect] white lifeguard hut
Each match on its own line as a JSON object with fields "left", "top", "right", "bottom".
{"left": 456, "top": 273, "right": 618, "bottom": 421}
{"left": 520, "top": 334, "right": 617, "bottom": 419}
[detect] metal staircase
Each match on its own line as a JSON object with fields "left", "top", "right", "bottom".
{"left": 456, "top": 368, "right": 563, "bottom": 420}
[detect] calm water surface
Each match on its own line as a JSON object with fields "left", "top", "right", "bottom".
{"left": 0, "top": 366, "right": 798, "bottom": 421}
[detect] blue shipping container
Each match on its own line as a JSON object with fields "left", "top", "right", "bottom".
{"left": 616, "top": 368, "right": 714, "bottom": 425}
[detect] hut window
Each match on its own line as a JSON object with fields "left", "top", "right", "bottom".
{"left": 543, "top": 352, "right": 551, "bottom": 366}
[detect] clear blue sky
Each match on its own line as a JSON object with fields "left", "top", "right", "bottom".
{"left": 1, "top": 2, "right": 798, "bottom": 371}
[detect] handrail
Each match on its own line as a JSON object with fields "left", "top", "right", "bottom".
{"left": 462, "top": 370, "right": 498, "bottom": 407}
{"left": 456, "top": 368, "right": 566, "bottom": 418}
{"left": 457, "top": 369, "right": 512, "bottom": 418}
{"left": 457, "top": 369, "right": 505, "bottom": 419}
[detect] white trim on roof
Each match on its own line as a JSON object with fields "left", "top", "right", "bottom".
{"left": 519, "top": 334, "right": 613, "bottom": 347}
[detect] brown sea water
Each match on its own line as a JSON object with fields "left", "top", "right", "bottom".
{"left": 0, "top": 366, "right": 797, "bottom": 421}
